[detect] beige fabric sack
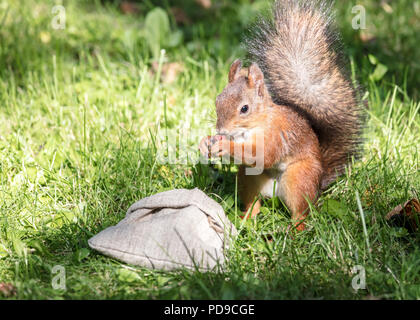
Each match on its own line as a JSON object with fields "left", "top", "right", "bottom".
{"left": 88, "top": 188, "right": 237, "bottom": 271}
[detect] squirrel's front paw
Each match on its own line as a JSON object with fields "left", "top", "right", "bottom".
{"left": 199, "top": 135, "right": 228, "bottom": 158}
{"left": 209, "top": 135, "right": 231, "bottom": 158}
{"left": 199, "top": 136, "right": 212, "bottom": 157}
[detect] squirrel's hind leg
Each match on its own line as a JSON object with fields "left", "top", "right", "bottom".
{"left": 279, "top": 158, "right": 322, "bottom": 231}
{"left": 238, "top": 165, "right": 268, "bottom": 219}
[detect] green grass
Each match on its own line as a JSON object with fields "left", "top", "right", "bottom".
{"left": 0, "top": 0, "right": 419, "bottom": 299}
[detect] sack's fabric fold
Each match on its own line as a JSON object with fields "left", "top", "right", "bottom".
{"left": 88, "top": 188, "right": 237, "bottom": 271}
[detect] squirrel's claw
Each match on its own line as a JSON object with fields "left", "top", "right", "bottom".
{"left": 199, "top": 135, "right": 230, "bottom": 159}
{"left": 210, "top": 137, "right": 230, "bottom": 158}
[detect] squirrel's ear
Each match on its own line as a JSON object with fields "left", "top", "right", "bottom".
{"left": 247, "top": 63, "right": 264, "bottom": 97}
{"left": 228, "top": 59, "right": 242, "bottom": 83}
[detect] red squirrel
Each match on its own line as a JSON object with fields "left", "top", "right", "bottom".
{"left": 199, "top": 0, "right": 364, "bottom": 231}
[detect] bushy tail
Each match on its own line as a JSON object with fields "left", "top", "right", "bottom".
{"left": 246, "top": 0, "right": 364, "bottom": 188}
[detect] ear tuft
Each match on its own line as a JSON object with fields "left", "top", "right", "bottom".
{"left": 247, "top": 63, "right": 265, "bottom": 97}
{"left": 228, "top": 59, "right": 242, "bottom": 83}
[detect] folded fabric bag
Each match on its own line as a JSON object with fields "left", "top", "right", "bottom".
{"left": 88, "top": 188, "right": 237, "bottom": 271}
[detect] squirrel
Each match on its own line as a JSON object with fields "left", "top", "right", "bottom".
{"left": 199, "top": 0, "right": 364, "bottom": 231}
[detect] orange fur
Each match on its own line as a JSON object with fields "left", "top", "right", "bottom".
{"left": 199, "top": 62, "right": 323, "bottom": 231}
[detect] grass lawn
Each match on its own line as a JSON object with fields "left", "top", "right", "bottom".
{"left": 0, "top": 0, "right": 419, "bottom": 299}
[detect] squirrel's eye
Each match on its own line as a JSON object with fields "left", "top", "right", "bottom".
{"left": 240, "top": 105, "right": 249, "bottom": 114}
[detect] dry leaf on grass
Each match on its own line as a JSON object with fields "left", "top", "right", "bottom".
{"left": 381, "top": 1, "right": 393, "bottom": 14}
{"left": 359, "top": 31, "right": 376, "bottom": 44}
{"left": 184, "top": 169, "right": 193, "bottom": 177}
{"left": 386, "top": 199, "right": 420, "bottom": 233}
{"left": 0, "top": 283, "right": 17, "bottom": 297}
{"left": 151, "top": 62, "right": 184, "bottom": 84}
{"left": 196, "top": 0, "right": 212, "bottom": 9}
{"left": 170, "top": 7, "right": 190, "bottom": 25}
{"left": 120, "top": 1, "right": 141, "bottom": 15}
